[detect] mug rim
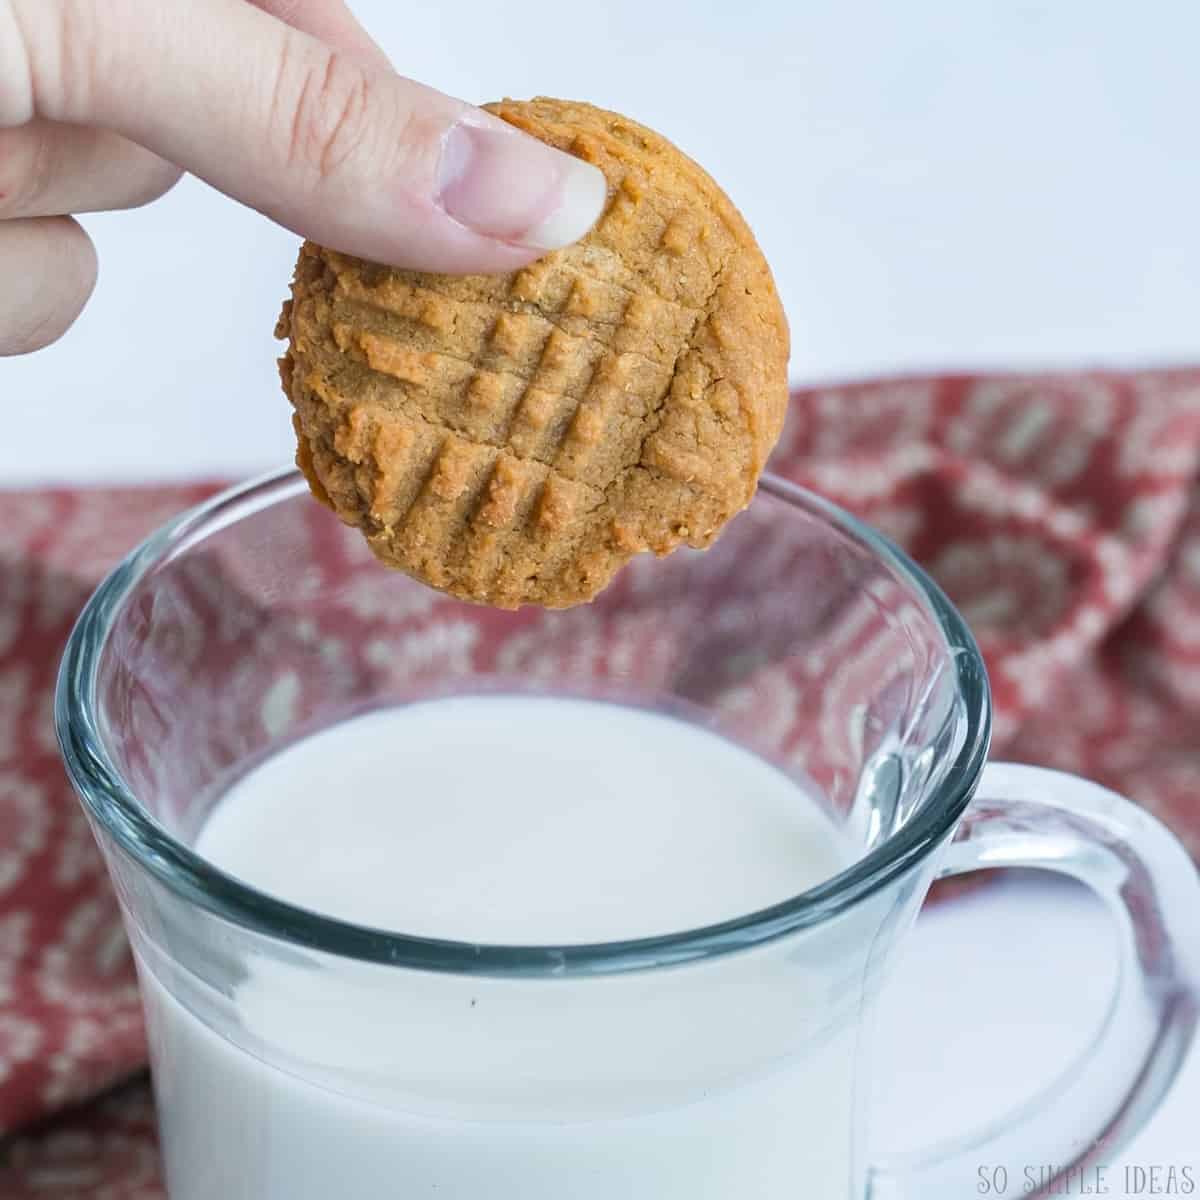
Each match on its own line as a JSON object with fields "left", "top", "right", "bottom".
{"left": 55, "top": 468, "right": 992, "bottom": 976}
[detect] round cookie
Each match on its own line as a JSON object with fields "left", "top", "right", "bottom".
{"left": 277, "top": 96, "right": 790, "bottom": 609}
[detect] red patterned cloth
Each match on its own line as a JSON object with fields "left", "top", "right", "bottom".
{"left": 1, "top": 371, "right": 1198, "bottom": 1196}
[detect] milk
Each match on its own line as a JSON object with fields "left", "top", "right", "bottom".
{"left": 198, "top": 696, "right": 852, "bottom": 942}
{"left": 138, "top": 696, "right": 875, "bottom": 1199}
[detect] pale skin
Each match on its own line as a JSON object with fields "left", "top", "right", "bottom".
{"left": 0, "top": 0, "right": 607, "bottom": 355}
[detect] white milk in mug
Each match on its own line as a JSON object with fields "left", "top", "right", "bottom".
{"left": 138, "top": 696, "right": 887, "bottom": 1199}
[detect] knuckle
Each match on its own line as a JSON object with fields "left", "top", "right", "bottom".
{"left": 48, "top": 0, "right": 97, "bottom": 121}
{"left": 277, "top": 45, "right": 373, "bottom": 183}
{"left": 0, "top": 0, "right": 36, "bottom": 126}
{"left": 4, "top": 0, "right": 108, "bottom": 126}
{"left": 11, "top": 0, "right": 101, "bottom": 125}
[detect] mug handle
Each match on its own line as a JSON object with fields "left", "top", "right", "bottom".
{"left": 867, "top": 763, "right": 1200, "bottom": 1199}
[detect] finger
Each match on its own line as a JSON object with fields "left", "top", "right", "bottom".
{"left": 6, "top": 0, "right": 606, "bottom": 273}
{"left": 0, "top": 216, "right": 97, "bottom": 355}
{"left": 246, "top": 0, "right": 391, "bottom": 68}
{"left": 0, "top": 119, "right": 181, "bottom": 218}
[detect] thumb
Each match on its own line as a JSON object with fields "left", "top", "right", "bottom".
{"left": 6, "top": 0, "right": 607, "bottom": 272}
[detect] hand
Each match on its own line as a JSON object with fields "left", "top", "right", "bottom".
{"left": 0, "top": 0, "right": 606, "bottom": 355}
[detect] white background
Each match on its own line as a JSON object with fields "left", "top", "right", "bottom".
{"left": 2, "top": 0, "right": 1198, "bottom": 1189}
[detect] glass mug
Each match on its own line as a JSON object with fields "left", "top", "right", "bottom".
{"left": 56, "top": 469, "right": 1199, "bottom": 1200}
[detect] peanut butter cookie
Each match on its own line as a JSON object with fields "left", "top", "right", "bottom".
{"left": 277, "top": 96, "right": 789, "bottom": 608}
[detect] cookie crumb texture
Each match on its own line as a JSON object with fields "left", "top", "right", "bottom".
{"left": 277, "top": 97, "right": 790, "bottom": 608}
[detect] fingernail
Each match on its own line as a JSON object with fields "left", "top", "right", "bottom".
{"left": 437, "top": 119, "right": 607, "bottom": 251}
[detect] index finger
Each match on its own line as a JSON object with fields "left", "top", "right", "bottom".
{"left": 2, "top": 0, "right": 605, "bottom": 273}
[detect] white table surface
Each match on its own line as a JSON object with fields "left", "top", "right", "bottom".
{"left": 2, "top": 1, "right": 1197, "bottom": 1189}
